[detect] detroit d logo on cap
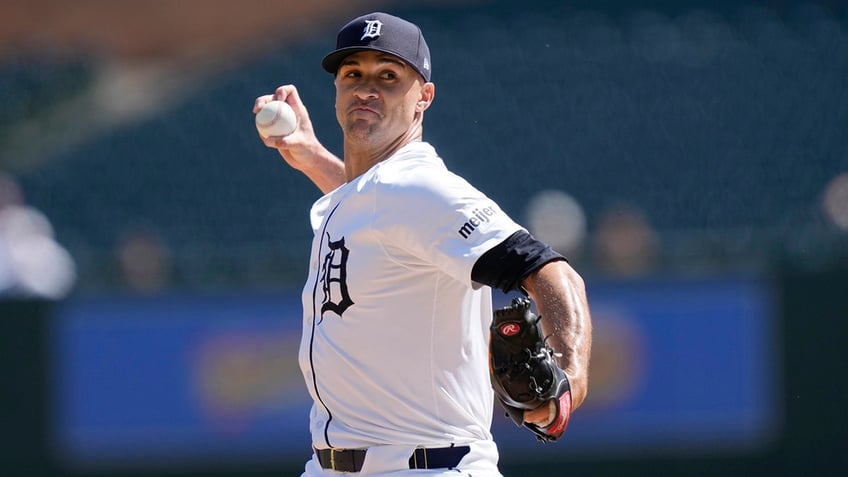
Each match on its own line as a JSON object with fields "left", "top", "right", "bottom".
{"left": 361, "top": 20, "right": 383, "bottom": 40}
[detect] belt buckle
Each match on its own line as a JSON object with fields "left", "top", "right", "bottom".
{"left": 329, "top": 448, "right": 338, "bottom": 471}
{"left": 410, "top": 447, "right": 428, "bottom": 469}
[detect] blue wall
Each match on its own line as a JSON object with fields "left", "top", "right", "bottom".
{"left": 49, "top": 275, "right": 777, "bottom": 471}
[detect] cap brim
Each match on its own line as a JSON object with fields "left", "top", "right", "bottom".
{"left": 321, "top": 46, "right": 428, "bottom": 81}
{"left": 322, "top": 47, "right": 370, "bottom": 75}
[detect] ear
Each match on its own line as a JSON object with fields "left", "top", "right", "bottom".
{"left": 416, "top": 82, "right": 435, "bottom": 112}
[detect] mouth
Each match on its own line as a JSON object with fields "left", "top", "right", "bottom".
{"left": 349, "top": 104, "right": 380, "bottom": 116}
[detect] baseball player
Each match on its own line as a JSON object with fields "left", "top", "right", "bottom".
{"left": 254, "top": 12, "right": 592, "bottom": 477}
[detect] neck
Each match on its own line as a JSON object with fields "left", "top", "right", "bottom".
{"left": 344, "top": 123, "right": 423, "bottom": 181}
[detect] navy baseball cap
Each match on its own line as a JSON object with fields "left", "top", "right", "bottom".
{"left": 322, "top": 12, "right": 431, "bottom": 82}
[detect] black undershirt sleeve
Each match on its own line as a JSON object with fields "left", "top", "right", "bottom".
{"left": 471, "top": 230, "right": 566, "bottom": 294}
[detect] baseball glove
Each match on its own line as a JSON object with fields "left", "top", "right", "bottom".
{"left": 489, "top": 297, "right": 572, "bottom": 442}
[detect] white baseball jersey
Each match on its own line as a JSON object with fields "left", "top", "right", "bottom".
{"left": 298, "top": 141, "right": 523, "bottom": 452}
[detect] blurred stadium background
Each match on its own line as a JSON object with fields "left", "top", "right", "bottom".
{"left": 1, "top": 0, "right": 846, "bottom": 476}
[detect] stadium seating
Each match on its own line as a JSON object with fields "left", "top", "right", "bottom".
{"left": 7, "top": 1, "right": 847, "bottom": 289}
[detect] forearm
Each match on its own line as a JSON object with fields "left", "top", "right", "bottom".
{"left": 283, "top": 143, "right": 345, "bottom": 194}
{"left": 522, "top": 261, "right": 592, "bottom": 409}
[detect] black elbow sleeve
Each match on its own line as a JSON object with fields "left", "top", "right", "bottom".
{"left": 471, "top": 230, "right": 565, "bottom": 293}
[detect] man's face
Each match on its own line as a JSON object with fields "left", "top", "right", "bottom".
{"left": 334, "top": 50, "right": 429, "bottom": 145}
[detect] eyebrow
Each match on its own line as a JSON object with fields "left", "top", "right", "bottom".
{"left": 340, "top": 54, "right": 407, "bottom": 69}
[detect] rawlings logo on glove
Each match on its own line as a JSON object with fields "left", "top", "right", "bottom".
{"left": 489, "top": 297, "right": 572, "bottom": 442}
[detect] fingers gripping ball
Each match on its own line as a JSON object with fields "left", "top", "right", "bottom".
{"left": 256, "top": 100, "right": 297, "bottom": 138}
{"left": 489, "top": 297, "right": 572, "bottom": 442}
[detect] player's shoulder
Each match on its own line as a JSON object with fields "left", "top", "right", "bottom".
{"left": 379, "top": 141, "right": 445, "bottom": 175}
{"left": 376, "top": 142, "right": 469, "bottom": 190}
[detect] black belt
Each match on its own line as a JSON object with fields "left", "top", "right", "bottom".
{"left": 315, "top": 445, "right": 470, "bottom": 472}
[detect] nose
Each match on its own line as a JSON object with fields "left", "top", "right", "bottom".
{"left": 352, "top": 81, "right": 379, "bottom": 100}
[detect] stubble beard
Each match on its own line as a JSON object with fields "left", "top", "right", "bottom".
{"left": 344, "top": 119, "right": 384, "bottom": 147}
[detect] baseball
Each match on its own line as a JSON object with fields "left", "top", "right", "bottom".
{"left": 255, "top": 100, "right": 297, "bottom": 138}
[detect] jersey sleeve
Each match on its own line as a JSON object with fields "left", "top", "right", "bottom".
{"left": 371, "top": 163, "right": 523, "bottom": 287}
